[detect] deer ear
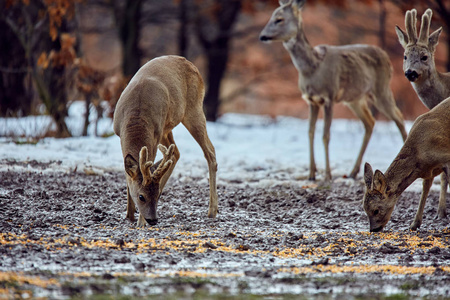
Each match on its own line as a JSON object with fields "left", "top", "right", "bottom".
{"left": 364, "top": 162, "right": 374, "bottom": 190}
{"left": 395, "top": 26, "right": 408, "bottom": 49}
{"left": 373, "top": 170, "right": 387, "bottom": 194}
{"left": 292, "top": 0, "right": 306, "bottom": 10}
{"left": 428, "top": 27, "right": 442, "bottom": 50}
{"left": 124, "top": 154, "right": 139, "bottom": 178}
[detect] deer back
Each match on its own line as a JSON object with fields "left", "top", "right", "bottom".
{"left": 300, "top": 44, "right": 392, "bottom": 103}
{"left": 113, "top": 55, "right": 205, "bottom": 159}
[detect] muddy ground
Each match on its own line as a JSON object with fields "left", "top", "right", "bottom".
{"left": 0, "top": 160, "right": 449, "bottom": 299}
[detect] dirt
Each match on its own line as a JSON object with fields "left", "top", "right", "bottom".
{"left": 0, "top": 160, "right": 449, "bottom": 299}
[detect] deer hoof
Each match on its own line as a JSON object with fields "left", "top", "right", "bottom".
{"left": 409, "top": 221, "right": 421, "bottom": 231}
{"left": 436, "top": 210, "right": 447, "bottom": 220}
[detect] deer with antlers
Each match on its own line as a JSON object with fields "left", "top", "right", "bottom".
{"left": 395, "top": 9, "right": 450, "bottom": 109}
{"left": 113, "top": 55, "right": 218, "bottom": 227}
{"left": 260, "top": 0, "right": 407, "bottom": 181}
{"left": 386, "top": 8, "right": 450, "bottom": 222}
{"left": 363, "top": 97, "right": 450, "bottom": 232}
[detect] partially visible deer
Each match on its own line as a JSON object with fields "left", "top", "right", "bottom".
{"left": 395, "top": 8, "right": 450, "bottom": 221}
{"left": 259, "top": 0, "right": 407, "bottom": 181}
{"left": 363, "top": 97, "right": 450, "bottom": 232}
{"left": 113, "top": 55, "right": 218, "bottom": 227}
{"left": 395, "top": 9, "right": 450, "bottom": 109}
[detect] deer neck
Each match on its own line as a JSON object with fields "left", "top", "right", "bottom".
{"left": 283, "top": 29, "right": 321, "bottom": 77}
{"left": 121, "top": 122, "right": 156, "bottom": 161}
{"left": 412, "top": 69, "right": 449, "bottom": 109}
{"left": 384, "top": 146, "right": 420, "bottom": 199}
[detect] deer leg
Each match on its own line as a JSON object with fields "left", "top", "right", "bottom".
{"left": 410, "top": 178, "right": 433, "bottom": 230}
{"left": 392, "top": 107, "right": 408, "bottom": 142}
{"left": 182, "top": 112, "right": 218, "bottom": 218}
{"left": 308, "top": 103, "right": 320, "bottom": 181}
{"left": 374, "top": 91, "right": 408, "bottom": 142}
{"left": 437, "top": 169, "right": 448, "bottom": 219}
{"left": 157, "top": 131, "right": 180, "bottom": 191}
{"left": 347, "top": 100, "right": 375, "bottom": 179}
{"left": 126, "top": 185, "right": 136, "bottom": 222}
{"left": 323, "top": 102, "right": 333, "bottom": 181}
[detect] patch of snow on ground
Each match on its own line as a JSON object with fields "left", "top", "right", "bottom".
{"left": 0, "top": 101, "right": 435, "bottom": 193}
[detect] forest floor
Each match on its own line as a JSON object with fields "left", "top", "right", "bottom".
{"left": 0, "top": 160, "right": 449, "bottom": 299}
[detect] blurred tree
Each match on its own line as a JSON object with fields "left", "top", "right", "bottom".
{"left": 193, "top": 0, "right": 242, "bottom": 121}
{"left": 112, "top": 0, "right": 143, "bottom": 78}
{"left": 1, "top": 0, "right": 79, "bottom": 137}
{"left": 391, "top": 0, "right": 450, "bottom": 71}
{"left": 76, "top": 61, "right": 105, "bottom": 136}
{"left": 0, "top": 13, "right": 33, "bottom": 117}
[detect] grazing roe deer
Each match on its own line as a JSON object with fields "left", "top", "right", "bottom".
{"left": 113, "top": 55, "right": 218, "bottom": 227}
{"left": 259, "top": 0, "right": 407, "bottom": 181}
{"left": 363, "top": 97, "right": 450, "bottom": 232}
{"left": 395, "top": 8, "right": 450, "bottom": 221}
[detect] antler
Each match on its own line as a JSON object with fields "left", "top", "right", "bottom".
{"left": 139, "top": 147, "right": 154, "bottom": 185}
{"left": 402, "top": 8, "right": 434, "bottom": 46}
{"left": 405, "top": 9, "right": 418, "bottom": 45}
{"left": 151, "top": 144, "right": 174, "bottom": 183}
{"left": 138, "top": 145, "right": 175, "bottom": 184}
{"left": 418, "top": 9, "right": 432, "bottom": 44}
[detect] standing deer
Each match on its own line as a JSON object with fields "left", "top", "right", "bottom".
{"left": 395, "top": 8, "right": 450, "bottom": 221}
{"left": 259, "top": 0, "right": 407, "bottom": 181}
{"left": 395, "top": 9, "right": 450, "bottom": 109}
{"left": 363, "top": 97, "right": 450, "bottom": 232}
{"left": 113, "top": 55, "right": 218, "bottom": 227}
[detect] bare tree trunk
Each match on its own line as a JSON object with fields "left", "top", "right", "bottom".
{"left": 195, "top": 0, "right": 242, "bottom": 122}
{"left": 178, "top": 0, "right": 188, "bottom": 57}
{"left": 82, "top": 94, "right": 91, "bottom": 136}
{"left": 116, "top": 0, "right": 143, "bottom": 78}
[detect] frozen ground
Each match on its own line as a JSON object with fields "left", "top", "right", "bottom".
{"left": 0, "top": 101, "right": 429, "bottom": 191}
{"left": 0, "top": 102, "right": 449, "bottom": 299}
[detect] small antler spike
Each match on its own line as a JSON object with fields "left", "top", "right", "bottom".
{"left": 405, "top": 9, "right": 418, "bottom": 45}
{"left": 152, "top": 160, "right": 173, "bottom": 183}
{"left": 151, "top": 144, "right": 176, "bottom": 183}
{"left": 418, "top": 9, "right": 432, "bottom": 44}
{"left": 139, "top": 146, "right": 153, "bottom": 184}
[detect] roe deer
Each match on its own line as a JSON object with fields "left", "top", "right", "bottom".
{"left": 113, "top": 55, "right": 218, "bottom": 227}
{"left": 396, "top": 8, "right": 450, "bottom": 221}
{"left": 363, "top": 97, "right": 450, "bottom": 232}
{"left": 395, "top": 9, "right": 450, "bottom": 109}
{"left": 259, "top": 0, "right": 407, "bottom": 181}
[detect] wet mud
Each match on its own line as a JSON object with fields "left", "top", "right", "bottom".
{"left": 0, "top": 161, "right": 449, "bottom": 299}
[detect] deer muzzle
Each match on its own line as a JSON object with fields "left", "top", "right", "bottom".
{"left": 259, "top": 35, "right": 272, "bottom": 42}
{"left": 405, "top": 69, "right": 419, "bottom": 82}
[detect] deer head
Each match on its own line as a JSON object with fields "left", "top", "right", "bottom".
{"left": 395, "top": 9, "right": 443, "bottom": 82}
{"left": 259, "top": 0, "right": 306, "bottom": 42}
{"left": 124, "top": 144, "right": 174, "bottom": 225}
{"left": 363, "top": 163, "right": 397, "bottom": 232}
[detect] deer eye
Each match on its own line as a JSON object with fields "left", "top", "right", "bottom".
{"left": 404, "top": 56, "right": 407, "bottom": 60}
{"left": 139, "top": 195, "right": 145, "bottom": 202}
{"left": 274, "top": 18, "right": 283, "bottom": 24}
{"left": 373, "top": 209, "right": 379, "bottom": 216}
{"left": 421, "top": 55, "right": 428, "bottom": 61}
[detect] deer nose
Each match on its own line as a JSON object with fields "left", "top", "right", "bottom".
{"left": 145, "top": 218, "right": 158, "bottom": 225}
{"left": 259, "top": 35, "right": 271, "bottom": 42}
{"left": 405, "top": 70, "right": 419, "bottom": 82}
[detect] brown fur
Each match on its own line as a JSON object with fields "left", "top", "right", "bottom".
{"left": 260, "top": 0, "right": 407, "bottom": 181}
{"left": 113, "top": 55, "right": 218, "bottom": 227}
{"left": 363, "top": 97, "right": 450, "bottom": 232}
{"left": 395, "top": 8, "right": 450, "bottom": 222}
